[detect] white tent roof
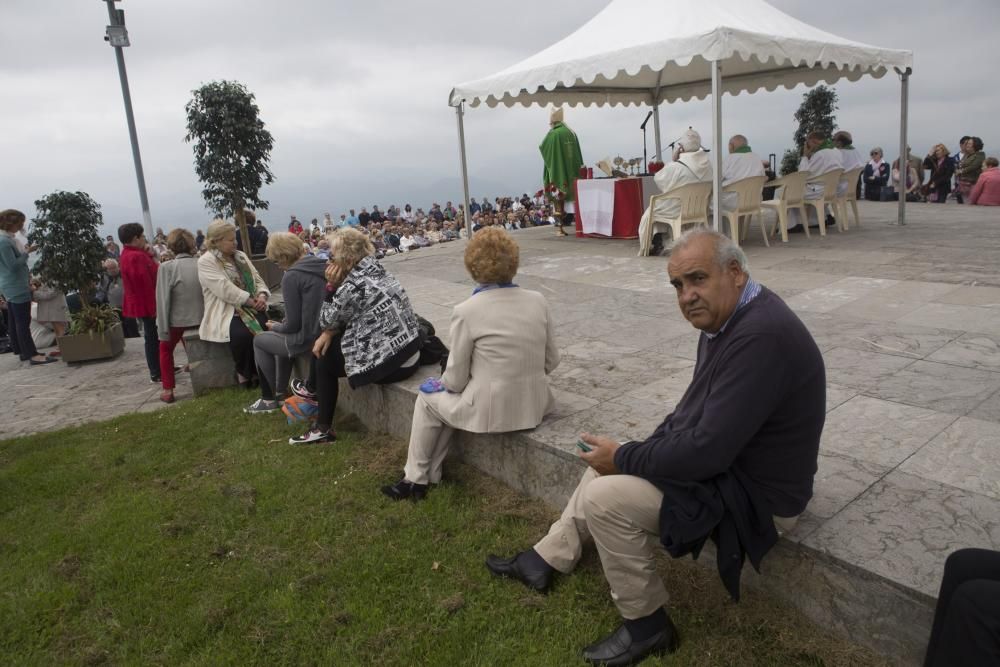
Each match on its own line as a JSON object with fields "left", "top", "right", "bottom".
{"left": 449, "top": 0, "right": 913, "bottom": 108}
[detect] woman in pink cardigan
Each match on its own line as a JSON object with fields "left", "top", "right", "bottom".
{"left": 969, "top": 157, "right": 1000, "bottom": 206}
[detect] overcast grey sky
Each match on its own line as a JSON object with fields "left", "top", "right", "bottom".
{"left": 1, "top": 1, "right": 995, "bottom": 235}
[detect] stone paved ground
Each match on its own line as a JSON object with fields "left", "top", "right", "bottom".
{"left": 3, "top": 200, "right": 999, "bottom": 620}
{"left": 0, "top": 337, "right": 192, "bottom": 437}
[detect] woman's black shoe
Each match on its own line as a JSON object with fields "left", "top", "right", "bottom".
{"left": 381, "top": 479, "right": 428, "bottom": 501}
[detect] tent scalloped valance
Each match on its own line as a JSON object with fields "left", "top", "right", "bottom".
{"left": 448, "top": 1, "right": 911, "bottom": 108}
{"left": 469, "top": 62, "right": 886, "bottom": 109}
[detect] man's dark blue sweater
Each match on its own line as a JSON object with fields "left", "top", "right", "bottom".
{"left": 613, "top": 286, "right": 825, "bottom": 597}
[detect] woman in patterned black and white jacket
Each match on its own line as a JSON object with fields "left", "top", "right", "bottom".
{"left": 289, "top": 228, "right": 423, "bottom": 444}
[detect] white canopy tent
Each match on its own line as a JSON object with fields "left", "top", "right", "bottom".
{"left": 449, "top": 0, "right": 914, "bottom": 237}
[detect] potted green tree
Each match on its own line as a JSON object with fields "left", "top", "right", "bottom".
{"left": 185, "top": 80, "right": 274, "bottom": 258}
{"left": 28, "top": 191, "right": 125, "bottom": 362}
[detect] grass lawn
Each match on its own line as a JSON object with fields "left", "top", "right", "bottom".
{"left": 0, "top": 388, "right": 887, "bottom": 666}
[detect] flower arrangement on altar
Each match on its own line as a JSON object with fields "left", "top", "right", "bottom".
{"left": 537, "top": 183, "right": 567, "bottom": 206}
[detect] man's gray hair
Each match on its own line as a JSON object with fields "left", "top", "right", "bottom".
{"left": 670, "top": 228, "right": 749, "bottom": 273}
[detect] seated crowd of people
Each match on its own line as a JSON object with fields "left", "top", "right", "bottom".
{"left": 639, "top": 126, "right": 996, "bottom": 256}
{"left": 279, "top": 195, "right": 566, "bottom": 256}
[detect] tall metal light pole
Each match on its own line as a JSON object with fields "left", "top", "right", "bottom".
{"left": 101, "top": 0, "right": 153, "bottom": 239}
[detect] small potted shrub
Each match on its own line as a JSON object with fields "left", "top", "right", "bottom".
{"left": 28, "top": 191, "right": 125, "bottom": 362}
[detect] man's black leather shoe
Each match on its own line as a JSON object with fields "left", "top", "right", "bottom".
{"left": 485, "top": 550, "right": 553, "bottom": 593}
{"left": 582, "top": 615, "right": 680, "bottom": 666}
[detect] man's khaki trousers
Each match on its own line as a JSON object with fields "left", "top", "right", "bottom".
{"left": 534, "top": 467, "right": 797, "bottom": 620}
{"left": 534, "top": 467, "right": 668, "bottom": 620}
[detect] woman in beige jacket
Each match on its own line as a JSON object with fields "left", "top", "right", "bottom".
{"left": 382, "top": 228, "right": 560, "bottom": 501}
{"left": 31, "top": 281, "right": 69, "bottom": 337}
{"left": 197, "top": 219, "right": 270, "bottom": 388}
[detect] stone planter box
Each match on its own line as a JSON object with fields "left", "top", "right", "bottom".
{"left": 56, "top": 322, "right": 125, "bottom": 363}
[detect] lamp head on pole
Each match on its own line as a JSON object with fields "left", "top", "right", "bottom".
{"left": 102, "top": 0, "right": 129, "bottom": 47}
{"left": 104, "top": 23, "right": 130, "bottom": 47}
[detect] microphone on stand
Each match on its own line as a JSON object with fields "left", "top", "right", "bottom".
{"left": 640, "top": 111, "right": 653, "bottom": 173}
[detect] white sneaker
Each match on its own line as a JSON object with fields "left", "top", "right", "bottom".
{"left": 244, "top": 398, "right": 279, "bottom": 414}
{"left": 290, "top": 379, "right": 316, "bottom": 401}
{"left": 288, "top": 428, "right": 335, "bottom": 445}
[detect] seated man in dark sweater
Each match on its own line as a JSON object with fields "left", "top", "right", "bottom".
{"left": 486, "top": 228, "right": 826, "bottom": 667}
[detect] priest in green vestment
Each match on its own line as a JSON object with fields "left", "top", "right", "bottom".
{"left": 539, "top": 107, "right": 584, "bottom": 236}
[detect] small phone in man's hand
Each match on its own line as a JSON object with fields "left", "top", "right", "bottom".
{"left": 575, "top": 439, "right": 593, "bottom": 452}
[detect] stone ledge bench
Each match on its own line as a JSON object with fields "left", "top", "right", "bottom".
{"left": 182, "top": 330, "right": 237, "bottom": 396}
{"left": 182, "top": 325, "right": 306, "bottom": 397}
{"left": 337, "top": 375, "right": 934, "bottom": 667}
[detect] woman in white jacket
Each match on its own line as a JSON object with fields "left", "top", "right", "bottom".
{"left": 197, "top": 219, "right": 270, "bottom": 388}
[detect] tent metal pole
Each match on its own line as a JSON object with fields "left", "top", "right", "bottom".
{"left": 455, "top": 102, "right": 473, "bottom": 239}
{"left": 711, "top": 60, "right": 723, "bottom": 232}
{"left": 652, "top": 75, "right": 663, "bottom": 160}
{"left": 652, "top": 102, "right": 662, "bottom": 161}
{"left": 896, "top": 68, "right": 910, "bottom": 226}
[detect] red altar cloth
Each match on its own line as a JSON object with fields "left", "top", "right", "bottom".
{"left": 572, "top": 177, "right": 645, "bottom": 239}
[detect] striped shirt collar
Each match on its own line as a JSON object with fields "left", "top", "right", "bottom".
{"left": 703, "top": 276, "right": 761, "bottom": 340}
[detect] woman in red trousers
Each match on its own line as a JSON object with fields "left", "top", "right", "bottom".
{"left": 154, "top": 229, "right": 204, "bottom": 403}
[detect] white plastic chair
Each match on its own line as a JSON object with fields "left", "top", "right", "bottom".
{"left": 638, "top": 181, "right": 713, "bottom": 256}
{"left": 803, "top": 169, "right": 844, "bottom": 237}
{"left": 834, "top": 167, "right": 864, "bottom": 230}
{"left": 761, "top": 171, "right": 810, "bottom": 243}
{"left": 720, "top": 175, "right": 767, "bottom": 248}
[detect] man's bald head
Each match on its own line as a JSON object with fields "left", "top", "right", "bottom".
{"left": 728, "top": 135, "right": 748, "bottom": 153}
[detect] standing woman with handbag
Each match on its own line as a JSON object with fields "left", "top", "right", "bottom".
{"left": 197, "top": 219, "right": 270, "bottom": 388}
{"left": 863, "top": 148, "right": 889, "bottom": 201}
{"left": 0, "top": 209, "right": 56, "bottom": 365}
{"left": 955, "top": 137, "right": 986, "bottom": 204}
{"left": 924, "top": 144, "right": 955, "bottom": 204}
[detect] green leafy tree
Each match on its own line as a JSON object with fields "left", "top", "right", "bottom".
{"left": 27, "top": 191, "right": 106, "bottom": 305}
{"left": 781, "top": 85, "right": 839, "bottom": 175}
{"left": 779, "top": 149, "right": 801, "bottom": 176}
{"left": 185, "top": 80, "right": 274, "bottom": 252}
